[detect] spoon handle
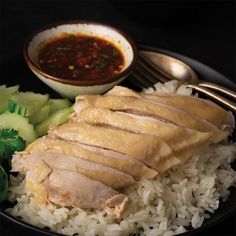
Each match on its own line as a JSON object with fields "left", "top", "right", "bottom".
{"left": 198, "top": 82, "right": 236, "bottom": 99}
{"left": 186, "top": 84, "right": 236, "bottom": 112}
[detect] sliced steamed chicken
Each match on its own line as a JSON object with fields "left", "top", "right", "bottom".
{"left": 48, "top": 122, "right": 180, "bottom": 172}
{"left": 12, "top": 152, "right": 128, "bottom": 218}
{"left": 26, "top": 137, "right": 157, "bottom": 180}
{"left": 107, "top": 86, "right": 234, "bottom": 131}
{"left": 74, "top": 95, "right": 228, "bottom": 143}
{"left": 13, "top": 151, "right": 135, "bottom": 189}
{"left": 47, "top": 169, "right": 128, "bottom": 218}
{"left": 71, "top": 107, "right": 211, "bottom": 158}
{"left": 11, "top": 85, "right": 234, "bottom": 219}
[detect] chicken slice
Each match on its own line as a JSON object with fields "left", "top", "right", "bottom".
{"left": 44, "top": 152, "right": 135, "bottom": 189}
{"left": 107, "top": 86, "right": 234, "bottom": 131}
{"left": 46, "top": 169, "right": 128, "bottom": 218}
{"left": 74, "top": 95, "right": 227, "bottom": 143}
{"left": 25, "top": 159, "right": 52, "bottom": 203}
{"left": 11, "top": 151, "right": 29, "bottom": 175}
{"left": 26, "top": 137, "right": 157, "bottom": 179}
{"left": 73, "top": 107, "right": 212, "bottom": 154}
{"left": 48, "top": 122, "right": 179, "bottom": 171}
{"left": 13, "top": 151, "right": 135, "bottom": 189}
{"left": 106, "top": 86, "right": 141, "bottom": 98}
{"left": 78, "top": 143, "right": 179, "bottom": 173}
{"left": 142, "top": 93, "right": 234, "bottom": 131}
{"left": 12, "top": 152, "right": 129, "bottom": 218}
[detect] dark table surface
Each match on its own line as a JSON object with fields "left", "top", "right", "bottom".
{"left": 0, "top": 0, "right": 236, "bottom": 235}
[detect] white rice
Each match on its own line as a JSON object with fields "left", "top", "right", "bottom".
{"left": 7, "top": 81, "right": 236, "bottom": 236}
{"left": 143, "top": 80, "right": 193, "bottom": 95}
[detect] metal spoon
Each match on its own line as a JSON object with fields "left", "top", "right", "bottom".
{"left": 139, "top": 50, "right": 236, "bottom": 111}
{"left": 139, "top": 50, "right": 236, "bottom": 99}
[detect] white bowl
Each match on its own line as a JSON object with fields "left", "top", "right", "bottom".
{"left": 24, "top": 21, "right": 137, "bottom": 99}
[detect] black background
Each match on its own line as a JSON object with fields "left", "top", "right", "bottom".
{"left": 0, "top": 0, "right": 236, "bottom": 235}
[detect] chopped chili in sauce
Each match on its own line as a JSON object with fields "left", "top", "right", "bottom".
{"left": 37, "top": 34, "right": 125, "bottom": 80}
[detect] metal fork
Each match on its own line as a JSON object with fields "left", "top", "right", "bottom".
{"left": 130, "top": 53, "right": 236, "bottom": 112}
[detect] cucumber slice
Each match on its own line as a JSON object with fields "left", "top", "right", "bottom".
{"left": 0, "top": 85, "right": 19, "bottom": 113}
{"left": 49, "top": 98, "right": 71, "bottom": 113}
{"left": 0, "top": 112, "right": 37, "bottom": 144}
{"left": 29, "top": 103, "right": 51, "bottom": 125}
{"left": 8, "top": 92, "right": 49, "bottom": 117}
{"left": 36, "top": 106, "right": 73, "bottom": 136}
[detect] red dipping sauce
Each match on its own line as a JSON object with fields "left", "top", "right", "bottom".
{"left": 37, "top": 34, "right": 125, "bottom": 81}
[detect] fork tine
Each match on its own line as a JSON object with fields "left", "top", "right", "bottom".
{"left": 137, "top": 55, "right": 169, "bottom": 83}
{"left": 131, "top": 69, "right": 155, "bottom": 88}
{"left": 128, "top": 53, "right": 172, "bottom": 89}
{"left": 127, "top": 74, "right": 147, "bottom": 89}
{"left": 135, "top": 60, "right": 158, "bottom": 84}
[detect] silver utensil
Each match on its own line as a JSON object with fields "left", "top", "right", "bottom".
{"left": 130, "top": 50, "right": 236, "bottom": 111}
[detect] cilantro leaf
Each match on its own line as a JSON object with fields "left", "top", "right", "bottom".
{"left": 0, "top": 129, "right": 26, "bottom": 203}
{"left": 0, "top": 129, "right": 26, "bottom": 164}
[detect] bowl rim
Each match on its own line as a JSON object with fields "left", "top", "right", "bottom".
{"left": 23, "top": 20, "right": 138, "bottom": 86}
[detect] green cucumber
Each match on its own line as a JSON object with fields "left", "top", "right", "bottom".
{"left": 0, "top": 112, "right": 37, "bottom": 144}
{"left": 49, "top": 98, "right": 71, "bottom": 113}
{"left": 29, "top": 103, "right": 51, "bottom": 125}
{"left": 0, "top": 85, "right": 19, "bottom": 113}
{"left": 36, "top": 106, "right": 73, "bottom": 136}
{"left": 8, "top": 92, "right": 49, "bottom": 117}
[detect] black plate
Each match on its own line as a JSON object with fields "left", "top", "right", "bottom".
{"left": 0, "top": 47, "right": 235, "bottom": 236}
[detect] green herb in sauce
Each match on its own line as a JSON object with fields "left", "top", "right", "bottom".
{"left": 38, "top": 34, "right": 124, "bottom": 81}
